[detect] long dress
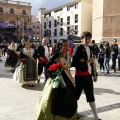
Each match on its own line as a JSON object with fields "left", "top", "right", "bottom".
{"left": 13, "top": 48, "right": 38, "bottom": 84}
{"left": 5, "top": 44, "right": 19, "bottom": 68}
{"left": 34, "top": 52, "right": 77, "bottom": 120}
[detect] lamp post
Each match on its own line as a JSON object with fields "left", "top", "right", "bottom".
{"left": 17, "top": 25, "right": 19, "bottom": 42}
{"left": 22, "top": 22, "right": 24, "bottom": 39}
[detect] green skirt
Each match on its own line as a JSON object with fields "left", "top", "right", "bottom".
{"left": 34, "top": 78, "right": 76, "bottom": 120}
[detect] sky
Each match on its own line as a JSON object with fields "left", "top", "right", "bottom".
{"left": 19, "top": 0, "right": 72, "bottom": 15}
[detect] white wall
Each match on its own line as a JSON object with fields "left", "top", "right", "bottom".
{"left": 39, "top": 0, "right": 92, "bottom": 43}
{"left": 81, "top": 0, "right": 92, "bottom": 34}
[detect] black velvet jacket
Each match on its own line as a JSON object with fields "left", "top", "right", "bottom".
{"left": 71, "top": 44, "right": 93, "bottom": 71}
{"left": 34, "top": 45, "right": 49, "bottom": 60}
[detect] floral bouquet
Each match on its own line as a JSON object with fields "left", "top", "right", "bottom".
{"left": 19, "top": 58, "right": 26, "bottom": 63}
{"left": 49, "top": 63, "right": 66, "bottom": 88}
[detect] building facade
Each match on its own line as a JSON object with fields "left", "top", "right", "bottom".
{"left": 31, "top": 16, "right": 41, "bottom": 42}
{"left": 38, "top": 0, "right": 92, "bottom": 44}
{"left": 92, "top": 0, "right": 120, "bottom": 43}
{"left": 0, "top": 0, "right": 32, "bottom": 41}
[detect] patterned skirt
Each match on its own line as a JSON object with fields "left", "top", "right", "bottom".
{"left": 34, "top": 78, "right": 77, "bottom": 120}
{"left": 5, "top": 52, "right": 19, "bottom": 67}
{"left": 13, "top": 58, "right": 38, "bottom": 84}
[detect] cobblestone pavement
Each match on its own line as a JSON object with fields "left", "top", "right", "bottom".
{"left": 0, "top": 56, "right": 120, "bottom": 120}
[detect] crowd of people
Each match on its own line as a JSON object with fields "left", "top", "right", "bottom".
{"left": 0, "top": 31, "right": 120, "bottom": 120}
{"left": 96, "top": 39, "right": 119, "bottom": 74}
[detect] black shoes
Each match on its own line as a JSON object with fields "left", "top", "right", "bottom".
{"left": 37, "top": 80, "right": 40, "bottom": 83}
{"left": 104, "top": 72, "right": 109, "bottom": 75}
{"left": 11, "top": 69, "right": 15, "bottom": 73}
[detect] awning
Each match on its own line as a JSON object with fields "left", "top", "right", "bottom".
{"left": 0, "top": 23, "right": 14, "bottom": 27}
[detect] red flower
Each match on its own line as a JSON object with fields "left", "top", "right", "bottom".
{"left": 19, "top": 58, "right": 26, "bottom": 63}
{"left": 49, "top": 63, "right": 63, "bottom": 71}
{"left": 7, "top": 51, "right": 11, "bottom": 55}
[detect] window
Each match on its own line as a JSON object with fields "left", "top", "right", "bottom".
{"left": 10, "top": 8, "right": 14, "bottom": 14}
{"left": 54, "top": 39, "right": 57, "bottom": 43}
{"left": 54, "top": 29, "right": 57, "bottom": 36}
{"left": 37, "top": 32, "right": 39, "bottom": 34}
{"left": 37, "top": 26, "right": 39, "bottom": 29}
{"left": 75, "top": 3, "right": 78, "bottom": 9}
{"left": 67, "top": 6, "right": 70, "bottom": 11}
{"left": 22, "top": 10, "right": 26, "bottom": 15}
{"left": 60, "top": 28, "right": 63, "bottom": 36}
{"left": 60, "top": 18, "right": 63, "bottom": 26}
{"left": 46, "top": 29, "right": 49, "bottom": 36}
{"left": 0, "top": 7, "right": 3, "bottom": 13}
{"left": 54, "top": 8, "right": 63, "bottom": 13}
{"left": 49, "top": 21, "right": 51, "bottom": 28}
{"left": 75, "top": 14, "right": 78, "bottom": 23}
{"left": 49, "top": 30, "right": 51, "bottom": 36}
{"left": 54, "top": 20, "right": 57, "bottom": 27}
{"left": 44, "top": 15, "right": 46, "bottom": 18}
{"left": 49, "top": 40, "right": 51, "bottom": 44}
{"left": 44, "top": 22, "right": 46, "bottom": 29}
{"left": 44, "top": 30, "right": 46, "bottom": 37}
{"left": 75, "top": 25, "right": 78, "bottom": 34}
{"left": 44, "top": 13, "right": 51, "bottom": 18}
{"left": 67, "top": 27, "right": 70, "bottom": 34}
{"left": 67, "top": 16, "right": 70, "bottom": 25}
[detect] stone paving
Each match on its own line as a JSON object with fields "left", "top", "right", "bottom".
{"left": 0, "top": 56, "right": 120, "bottom": 120}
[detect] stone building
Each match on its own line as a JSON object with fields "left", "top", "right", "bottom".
{"left": 0, "top": 0, "right": 32, "bottom": 41}
{"left": 38, "top": 0, "right": 92, "bottom": 44}
{"left": 31, "top": 16, "right": 41, "bottom": 42}
{"left": 92, "top": 0, "right": 120, "bottom": 43}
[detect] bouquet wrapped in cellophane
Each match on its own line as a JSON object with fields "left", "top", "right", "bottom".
{"left": 49, "top": 63, "right": 66, "bottom": 88}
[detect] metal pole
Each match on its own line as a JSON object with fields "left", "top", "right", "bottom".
{"left": 22, "top": 23, "right": 24, "bottom": 39}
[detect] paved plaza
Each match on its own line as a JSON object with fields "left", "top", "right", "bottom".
{"left": 0, "top": 56, "right": 120, "bottom": 120}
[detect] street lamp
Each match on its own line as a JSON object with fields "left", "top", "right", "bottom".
{"left": 17, "top": 25, "right": 19, "bottom": 42}
{"left": 22, "top": 23, "right": 24, "bottom": 39}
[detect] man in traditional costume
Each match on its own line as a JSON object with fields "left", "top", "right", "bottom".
{"left": 71, "top": 31, "right": 101, "bottom": 120}
{"left": 34, "top": 38, "right": 49, "bottom": 83}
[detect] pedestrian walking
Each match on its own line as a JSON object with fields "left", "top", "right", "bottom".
{"left": 16, "top": 39, "right": 25, "bottom": 52}
{"left": 34, "top": 38, "right": 49, "bottom": 83}
{"left": 111, "top": 39, "right": 118, "bottom": 72}
{"left": 118, "top": 46, "right": 120, "bottom": 71}
{"left": 34, "top": 39, "right": 77, "bottom": 120}
{"left": 5, "top": 40, "right": 19, "bottom": 72}
{"left": 13, "top": 40, "right": 37, "bottom": 86}
{"left": 104, "top": 42, "right": 111, "bottom": 75}
{"left": 71, "top": 31, "right": 101, "bottom": 120}
{"left": 97, "top": 44, "right": 104, "bottom": 72}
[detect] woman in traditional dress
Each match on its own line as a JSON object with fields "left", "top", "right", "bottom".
{"left": 13, "top": 40, "right": 37, "bottom": 86}
{"left": 34, "top": 39, "right": 77, "bottom": 120}
{"left": 5, "top": 40, "right": 19, "bottom": 72}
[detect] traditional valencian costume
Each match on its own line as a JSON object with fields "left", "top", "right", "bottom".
{"left": 13, "top": 47, "right": 37, "bottom": 85}
{"left": 5, "top": 42, "right": 19, "bottom": 68}
{"left": 34, "top": 39, "right": 77, "bottom": 120}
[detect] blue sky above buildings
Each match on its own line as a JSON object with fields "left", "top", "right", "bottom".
{"left": 19, "top": 0, "right": 72, "bottom": 15}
